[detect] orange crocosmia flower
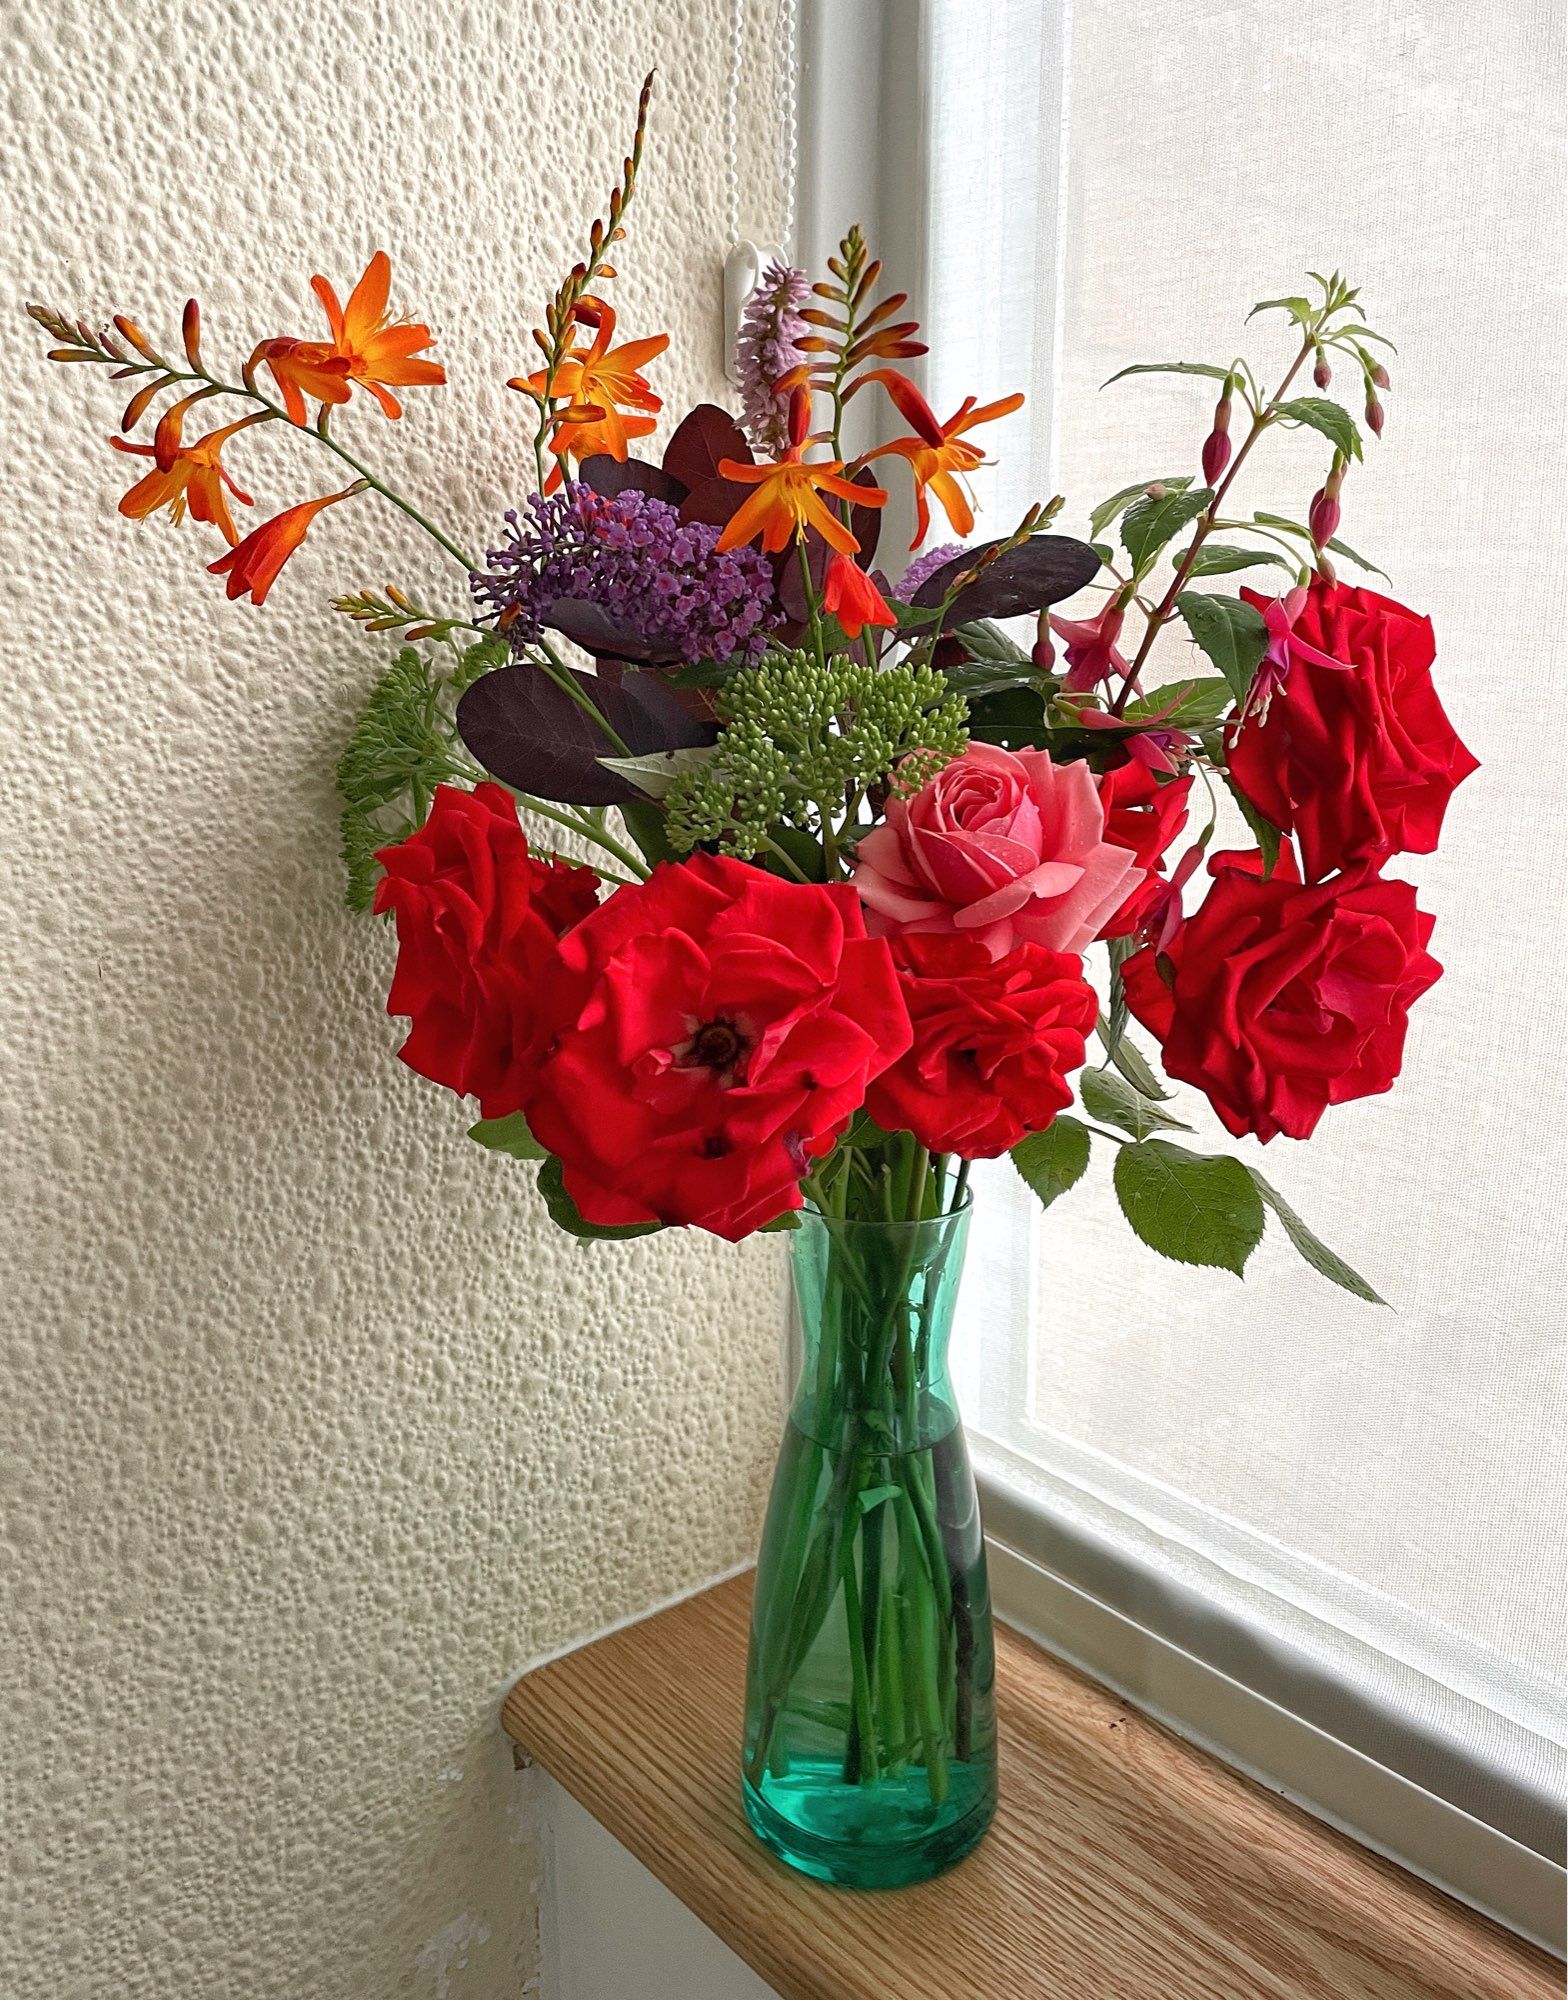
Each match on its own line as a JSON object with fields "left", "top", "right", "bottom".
{"left": 308, "top": 250, "right": 446, "bottom": 419}
{"left": 260, "top": 338, "right": 354, "bottom": 425}
{"left": 511, "top": 300, "right": 668, "bottom": 490}
{"left": 715, "top": 390, "right": 886, "bottom": 557}
{"left": 863, "top": 370, "right": 1024, "bottom": 547}
{"left": 207, "top": 485, "right": 358, "bottom": 606}
{"left": 109, "top": 408, "right": 267, "bottom": 547}
{"left": 823, "top": 553, "right": 896, "bottom": 639}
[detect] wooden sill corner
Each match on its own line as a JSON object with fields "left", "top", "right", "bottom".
{"left": 502, "top": 1574, "right": 1558, "bottom": 2000}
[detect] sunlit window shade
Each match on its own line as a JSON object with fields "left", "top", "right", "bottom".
{"left": 920, "top": 0, "right": 1565, "bottom": 1829}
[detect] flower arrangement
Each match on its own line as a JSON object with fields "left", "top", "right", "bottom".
{"left": 30, "top": 72, "right": 1476, "bottom": 1883}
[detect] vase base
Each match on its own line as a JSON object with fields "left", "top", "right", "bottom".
{"left": 742, "top": 1768, "right": 996, "bottom": 1889}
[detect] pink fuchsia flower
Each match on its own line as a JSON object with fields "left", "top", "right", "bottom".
{"left": 1049, "top": 601, "right": 1131, "bottom": 693}
{"left": 735, "top": 261, "right": 810, "bottom": 458}
{"left": 852, "top": 741, "right": 1145, "bottom": 959}
{"left": 1242, "top": 584, "right": 1353, "bottom": 721}
{"left": 1059, "top": 700, "right": 1188, "bottom": 776}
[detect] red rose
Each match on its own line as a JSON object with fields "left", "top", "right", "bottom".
{"left": 866, "top": 933, "right": 1097, "bottom": 1158}
{"left": 1096, "top": 762, "right": 1192, "bottom": 939}
{"left": 525, "top": 853, "right": 911, "bottom": 1239}
{"left": 1122, "top": 848, "right": 1441, "bottom": 1142}
{"left": 1228, "top": 580, "right": 1478, "bottom": 882}
{"left": 374, "top": 783, "right": 600, "bottom": 1118}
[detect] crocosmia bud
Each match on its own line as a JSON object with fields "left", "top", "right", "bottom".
{"left": 1313, "top": 350, "right": 1332, "bottom": 389}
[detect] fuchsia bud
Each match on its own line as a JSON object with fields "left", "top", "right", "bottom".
{"left": 1366, "top": 393, "right": 1385, "bottom": 437}
{"left": 1308, "top": 454, "right": 1345, "bottom": 550}
{"left": 1031, "top": 611, "right": 1055, "bottom": 669}
{"left": 1313, "top": 349, "right": 1332, "bottom": 389}
{"left": 1370, "top": 361, "right": 1391, "bottom": 390}
{"left": 1316, "top": 553, "right": 1338, "bottom": 586}
{"left": 1200, "top": 380, "right": 1234, "bottom": 487}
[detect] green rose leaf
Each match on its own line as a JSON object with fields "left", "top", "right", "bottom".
{"left": 1221, "top": 769, "right": 1283, "bottom": 878}
{"left": 468, "top": 1113, "right": 547, "bottom": 1161}
{"left": 1089, "top": 475, "right": 1193, "bottom": 543}
{"left": 1273, "top": 396, "right": 1364, "bottom": 463}
{"left": 1180, "top": 543, "right": 1292, "bottom": 578}
{"left": 1095, "top": 1016, "right": 1174, "bottom": 1100}
{"left": 1102, "top": 361, "right": 1234, "bottom": 388}
{"left": 1010, "top": 1116, "right": 1092, "bottom": 1212}
{"left": 1112, "top": 1140, "right": 1265, "bottom": 1276}
{"left": 1081, "top": 1068, "right": 1191, "bottom": 1141}
{"left": 1248, "top": 1170, "right": 1386, "bottom": 1304}
{"left": 1122, "top": 488, "right": 1213, "bottom": 575}
{"left": 1176, "top": 592, "right": 1269, "bottom": 705}
{"left": 536, "top": 1154, "right": 662, "bottom": 1240}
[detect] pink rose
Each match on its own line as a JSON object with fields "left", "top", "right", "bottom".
{"left": 852, "top": 742, "right": 1145, "bottom": 957}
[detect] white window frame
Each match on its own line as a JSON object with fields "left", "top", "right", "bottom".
{"left": 793, "top": 0, "right": 1565, "bottom": 1954}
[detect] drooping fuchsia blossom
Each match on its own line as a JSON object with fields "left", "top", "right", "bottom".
{"left": 1061, "top": 700, "right": 1188, "bottom": 776}
{"left": 1243, "top": 585, "right": 1353, "bottom": 721}
{"left": 1049, "top": 600, "right": 1131, "bottom": 693}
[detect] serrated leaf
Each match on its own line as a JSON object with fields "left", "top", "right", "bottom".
{"left": 468, "top": 1113, "right": 547, "bottom": 1161}
{"left": 1089, "top": 475, "right": 1193, "bottom": 543}
{"left": 1247, "top": 1169, "right": 1386, "bottom": 1304}
{"left": 1010, "top": 1116, "right": 1092, "bottom": 1212}
{"left": 1081, "top": 1068, "right": 1191, "bottom": 1141}
{"left": 536, "top": 1154, "right": 661, "bottom": 1240}
{"left": 1112, "top": 1140, "right": 1264, "bottom": 1276}
{"left": 1180, "top": 543, "right": 1292, "bottom": 578}
{"left": 1221, "top": 770, "right": 1283, "bottom": 877}
{"left": 1122, "top": 488, "right": 1213, "bottom": 574}
{"left": 1326, "top": 535, "right": 1391, "bottom": 583}
{"left": 1103, "top": 361, "right": 1233, "bottom": 388}
{"left": 1175, "top": 592, "right": 1269, "bottom": 705}
{"left": 1095, "top": 1016, "right": 1173, "bottom": 1100}
{"left": 1248, "top": 294, "right": 1313, "bottom": 323}
{"left": 951, "top": 618, "right": 1033, "bottom": 667}
{"left": 1124, "top": 676, "right": 1234, "bottom": 727}
{"left": 1274, "top": 396, "right": 1363, "bottom": 463}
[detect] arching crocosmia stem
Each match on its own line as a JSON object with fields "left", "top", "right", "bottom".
{"left": 1108, "top": 332, "right": 1316, "bottom": 716}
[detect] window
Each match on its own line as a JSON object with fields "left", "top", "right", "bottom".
{"left": 801, "top": 0, "right": 1565, "bottom": 1948}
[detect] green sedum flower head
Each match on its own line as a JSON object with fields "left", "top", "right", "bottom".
{"left": 665, "top": 647, "right": 969, "bottom": 859}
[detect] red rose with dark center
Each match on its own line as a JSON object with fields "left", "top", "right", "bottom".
{"left": 1096, "top": 762, "right": 1192, "bottom": 939}
{"left": 1122, "top": 848, "right": 1441, "bottom": 1142}
{"left": 525, "top": 852, "right": 911, "bottom": 1239}
{"left": 1228, "top": 579, "right": 1478, "bottom": 882}
{"left": 866, "top": 933, "right": 1097, "bottom": 1158}
{"left": 374, "top": 783, "right": 600, "bottom": 1118}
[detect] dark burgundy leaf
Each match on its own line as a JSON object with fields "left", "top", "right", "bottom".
{"left": 677, "top": 472, "right": 755, "bottom": 530}
{"left": 543, "top": 596, "right": 681, "bottom": 667}
{"left": 576, "top": 454, "right": 686, "bottom": 507}
{"left": 456, "top": 664, "right": 717, "bottom": 807}
{"left": 662, "top": 403, "right": 752, "bottom": 492}
{"left": 911, "top": 534, "right": 1101, "bottom": 628}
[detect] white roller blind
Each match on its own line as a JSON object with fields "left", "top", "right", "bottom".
{"left": 915, "top": 0, "right": 1565, "bottom": 1835}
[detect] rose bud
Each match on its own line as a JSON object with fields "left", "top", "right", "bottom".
{"left": 1313, "top": 349, "right": 1332, "bottom": 389}
{"left": 1366, "top": 393, "right": 1386, "bottom": 437}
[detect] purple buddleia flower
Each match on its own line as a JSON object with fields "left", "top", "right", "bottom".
{"left": 735, "top": 261, "right": 810, "bottom": 457}
{"left": 472, "top": 487, "right": 779, "bottom": 667}
{"left": 894, "top": 542, "right": 965, "bottom": 599}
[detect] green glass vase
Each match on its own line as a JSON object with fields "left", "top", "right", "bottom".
{"left": 741, "top": 1198, "right": 997, "bottom": 1888}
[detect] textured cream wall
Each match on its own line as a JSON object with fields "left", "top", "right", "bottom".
{"left": 0, "top": 4, "right": 790, "bottom": 1994}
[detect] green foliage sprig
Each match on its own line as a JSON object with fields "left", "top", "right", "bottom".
{"left": 664, "top": 648, "right": 968, "bottom": 865}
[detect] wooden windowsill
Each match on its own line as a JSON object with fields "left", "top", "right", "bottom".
{"left": 502, "top": 1574, "right": 1557, "bottom": 2000}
